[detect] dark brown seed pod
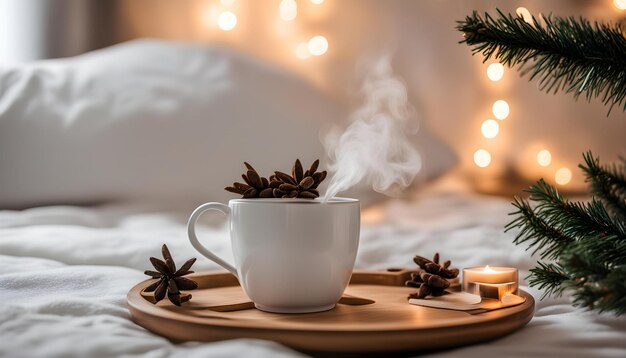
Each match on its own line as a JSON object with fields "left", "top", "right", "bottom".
{"left": 143, "top": 244, "right": 198, "bottom": 306}
{"left": 241, "top": 174, "right": 252, "bottom": 186}
{"left": 283, "top": 191, "right": 298, "bottom": 198}
{"left": 298, "top": 191, "right": 317, "bottom": 199}
{"left": 405, "top": 280, "right": 422, "bottom": 288}
{"left": 144, "top": 270, "right": 162, "bottom": 278}
{"left": 259, "top": 188, "right": 274, "bottom": 198}
{"left": 243, "top": 188, "right": 258, "bottom": 198}
{"left": 420, "top": 272, "right": 450, "bottom": 289}
{"left": 418, "top": 284, "right": 431, "bottom": 298}
{"left": 406, "top": 253, "right": 458, "bottom": 299}
{"left": 225, "top": 186, "right": 242, "bottom": 194}
{"left": 144, "top": 279, "right": 162, "bottom": 292}
{"left": 246, "top": 170, "right": 263, "bottom": 189}
{"left": 180, "top": 294, "right": 192, "bottom": 303}
{"left": 311, "top": 171, "right": 327, "bottom": 189}
{"left": 293, "top": 159, "right": 304, "bottom": 183}
{"left": 269, "top": 180, "right": 281, "bottom": 188}
{"left": 279, "top": 183, "right": 298, "bottom": 192}
{"left": 233, "top": 182, "right": 251, "bottom": 191}
{"left": 175, "top": 258, "right": 196, "bottom": 276}
{"left": 174, "top": 276, "right": 198, "bottom": 290}
{"left": 309, "top": 159, "right": 319, "bottom": 174}
{"left": 225, "top": 160, "right": 326, "bottom": 199}
{"left": 275, "top": 171, "right": 297, "bottom": 185}
{"left": 299, "top": 176, "right": 315, "bottom": 190}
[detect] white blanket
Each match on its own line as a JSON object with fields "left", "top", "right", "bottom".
{"left": 1, "top": 187, "right": 625, "bottom": 357}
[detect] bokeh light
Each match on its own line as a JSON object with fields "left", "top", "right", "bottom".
{"left": 492, "top": 100, "right": 510, "bottom": 120}
{"left": 555, "top": 168, "right": 572, "bottom": 185}
{"left": 537, "top": 149, "right": 552, "bottom": 167}
{"left": 614, "top": 0, "right": 626, "bottom": 10}
{"left": 516, "top": 7, "right": 533, "bottom": 23}
{"left": 280, "top": 0, "right": 297, "bottom": 21}
{"left": 218, "top": 11, "right": 237, "bottom": 31}
{"left": 308, "top": 35, "right": 328, "bottom": 56}
{"left": 474, "top": 149, "right": 492, "bottom": 168}
{"left": 487, "top": 63, "right": 504, "bottom": 81}
{"left": 481, "top": 119, "right": 499, "bottom": 139}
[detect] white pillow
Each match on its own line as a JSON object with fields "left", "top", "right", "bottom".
{"left": 0, "top": 39, "right": 454, "bottom": 209}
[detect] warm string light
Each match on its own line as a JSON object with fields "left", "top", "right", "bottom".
{"left": 474, "top": 149, "right": 492, "bottom": 168}
{"left": 486, "top": 63, "right": 504, "bottom": 81}
{"left": 555, "top": 167, "right": 572, "bottom": 185}
{"left": 537, "top": 149, "right": 552, "bottom": 167}
{"left": 218, "top": 11, "right": 237, "bottom": 31}
{"left": 516, "top": 7, "right": 533, "bottom": 24}
{"left": 614, "top": 0, "right": 626, "bottom": 10}
{"left": 481, "top": 119, "right": 499, "bottom": 139}
{"left": 280, "top": 0, "right": 297, "bottom": 21}
{"left": 310, "top": 0, "right": 325, "bottom": 4}
{"left": 308, "top": 35, "right": 328, "bottom": 56}
{"left": 492, "top": 100, "right": 509, "bottom": 120}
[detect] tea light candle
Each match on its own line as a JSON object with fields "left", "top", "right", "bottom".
{"left": 463, "top": 266, "right": 518, "bottom": 300}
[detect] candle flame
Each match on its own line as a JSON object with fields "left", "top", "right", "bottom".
{"left": 484, "top": 265, "right": 496, "bottom": 273}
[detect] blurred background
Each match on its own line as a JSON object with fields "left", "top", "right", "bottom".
{"left": 1, "top": 0, "right": 625, "bottom": 208}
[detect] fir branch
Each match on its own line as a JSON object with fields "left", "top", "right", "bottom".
{"left": 457, "top": 9, "right": 626, "bottom": 113}
{"left": 528, "top": 261, "right": 569, "bottom": 298}
{"left": 525, "top": 179, "right": 626, "bottom": 266}
{"left": 580, "top": 151, "right": 626, "bottom": 221}
{"left": 563, "top": 253, "right": 626, "bottom": 314}
{"left": 506, "top": 153, "right": 626, "bottom": 315}
{"left": 506, "top": 196, "right": 574, "bottom": 260}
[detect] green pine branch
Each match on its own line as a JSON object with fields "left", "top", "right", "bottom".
{"left": 457, "top": 9, "right": 626, "bottom": 113}
{"left": 506, "top": 178, "right": 626, "bottom": 263}
{"left": 506, "top": 153, "right": 626, "bottom": 315}
{"left": 580, "top": 151, "right": 626, "bottom": 221}
{"left": 506, "top": 195, "right": 574, "bottom": 260}
{"left": 528, "top": 262, "right": 568, "bottom": 298}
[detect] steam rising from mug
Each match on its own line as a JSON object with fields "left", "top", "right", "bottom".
{"left": 322, "top": 56, "right": 422, "bottom": 202}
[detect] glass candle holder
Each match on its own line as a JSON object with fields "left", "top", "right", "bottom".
{"left": 462, "top": 266, "right": 518, "bottom": 300}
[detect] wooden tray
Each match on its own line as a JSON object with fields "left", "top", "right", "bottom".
{"left": 127, "top": 269, "right": 534, "bottom": 354}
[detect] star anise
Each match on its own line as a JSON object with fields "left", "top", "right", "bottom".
{"left": 224, "top": 159, "right": 327, "bottom": 199}
{"left": 144, "top": 244, "right": 199, "bottom": 306}
{"left": 270, "top": 159, "right": 327, "bottom": 199}
{"left": 225, "top": 162, "right": 273, "bottom": 198}
{"left": 406, "top": 253, "right": 460, "bottom": 299}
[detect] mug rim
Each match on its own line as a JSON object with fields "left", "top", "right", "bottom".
{"left": 229, "top": 197, "right": 359, "bottom": 204}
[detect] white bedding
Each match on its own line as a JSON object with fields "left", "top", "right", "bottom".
{"left": 1, "top": 185, "right": 625, "bottom": 357}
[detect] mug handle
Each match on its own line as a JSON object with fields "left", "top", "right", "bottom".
{"left": 187, "top": 202, "right": 238, "bottom": 279}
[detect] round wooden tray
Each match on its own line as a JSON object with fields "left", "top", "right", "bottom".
{"left": 127, "top": 269, "right": 534, "bottom": 354}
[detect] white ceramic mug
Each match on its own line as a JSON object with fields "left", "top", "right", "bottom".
{"left": 187, "top": 198, "right": 360, "bottom": 313}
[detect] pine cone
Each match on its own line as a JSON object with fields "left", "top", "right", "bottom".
{"left": 270, "top": 159, "right": 327, "bottom": 199}
{"left": 406, "top": 253, "right": 459, "bottom": 299}
{"left": 224, "top": 162, "right": 274, "bottom": 198}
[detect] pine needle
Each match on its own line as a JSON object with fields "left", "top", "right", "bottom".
{"left": 457, "top": 9, "right": 626, "bottom": 114}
